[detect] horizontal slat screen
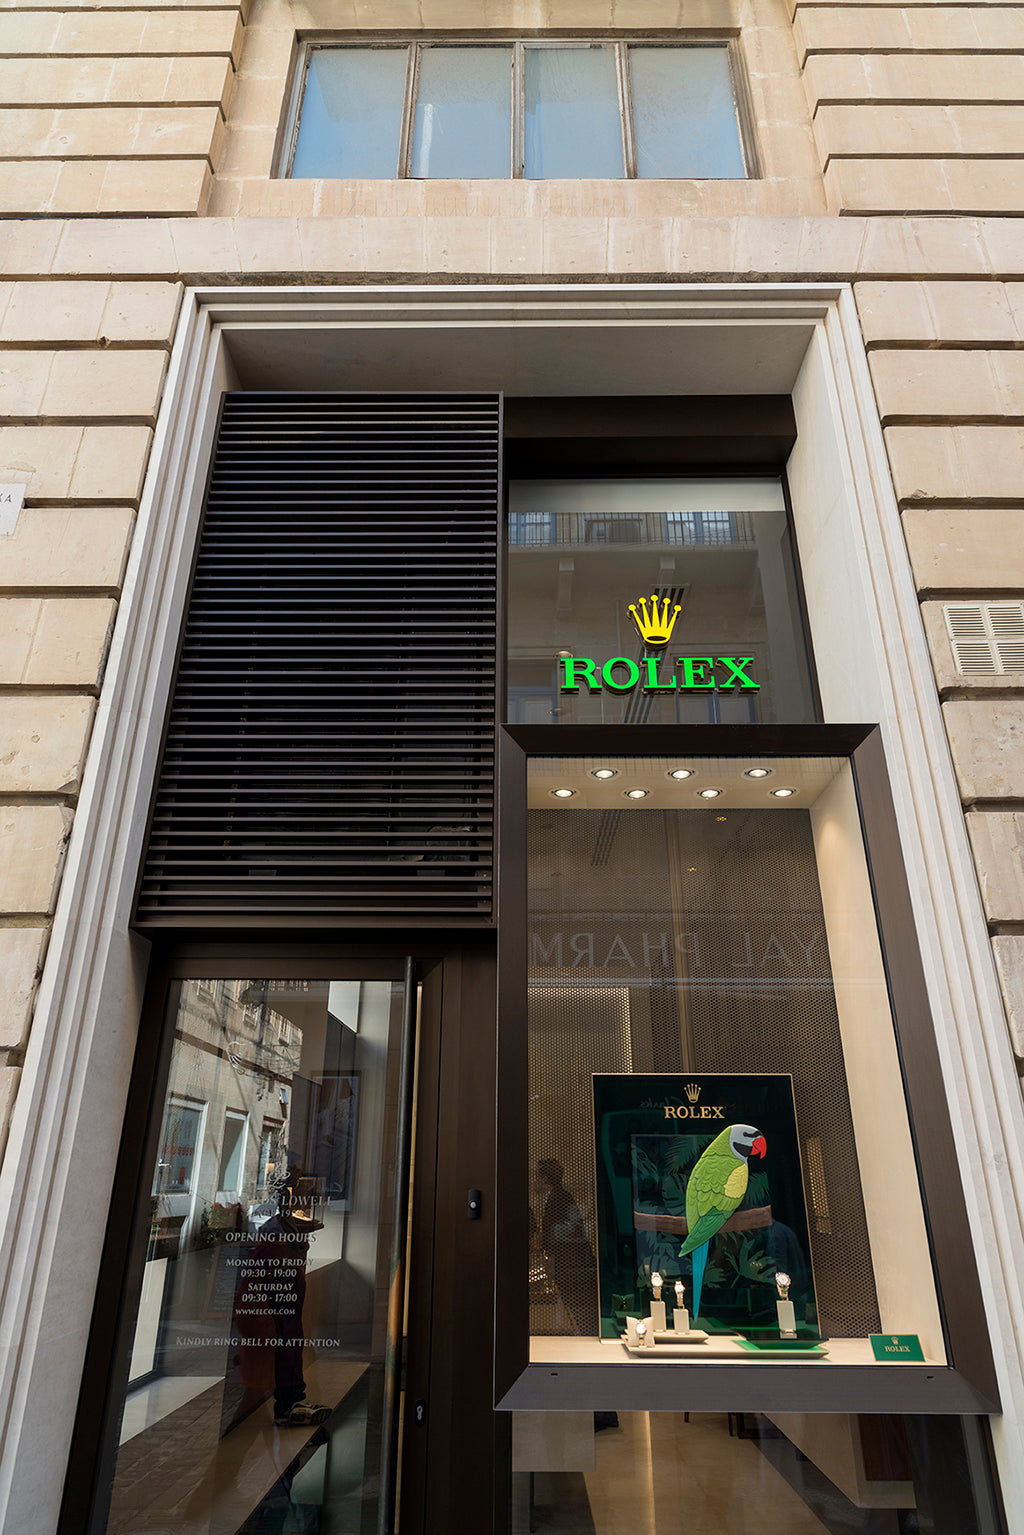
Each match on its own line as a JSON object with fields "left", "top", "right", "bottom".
{"left": 136, "top": 393, "right": 500, "bottom": 924}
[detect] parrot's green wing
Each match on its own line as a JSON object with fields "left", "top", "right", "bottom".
{"left": 679, "top": 1137, "right": 748, "bottom": 1257}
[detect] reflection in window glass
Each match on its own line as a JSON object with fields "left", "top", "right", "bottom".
{"left": 511, "top": 1412, "right": 999, "bottom": 1535}
{"left": 411, "top": 47, "right": 512, "bottom": 178}
{"left": 524, "top": 47, "right": 624, "bottom": 178}
{"left": 631, "top": 46, "right": 745, "bottom": 178}
{"left": 292, "top": 49, "right": 407, "bottom": 177}
{"left": 105, "top": 978, "right": 409, "bottom": 1535}
{"left": 507, "top": 478, "right": 816, "bottom": 726}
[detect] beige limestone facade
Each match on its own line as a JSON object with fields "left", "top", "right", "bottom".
{"left": 2, "top": 0, "right": 1024, "bottom": 1528}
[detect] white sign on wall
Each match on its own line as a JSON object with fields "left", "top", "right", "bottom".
{"left": 0, "top": 484, "right": 26, "bottom": 535}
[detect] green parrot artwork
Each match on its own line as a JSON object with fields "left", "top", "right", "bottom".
{"left": 680, "top": 1123, "right": 766, "bottom": 1321}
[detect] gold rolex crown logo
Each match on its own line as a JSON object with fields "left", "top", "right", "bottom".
{"left": 684, "top": 1082, "right": 700, "bottom": 1103}
{"left": 629, "top": 593, "right": 682, "bottom": 647}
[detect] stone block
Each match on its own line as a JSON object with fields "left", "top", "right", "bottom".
{"left": 816, "top": 105, "right": 1024, "bottom": 161}
{"left": 796, "top": 5, "right": 1024, "bottom": 58}
{"left": 51, "top": 218, "right": 177, "bottom": 277}
{"left": 0, "top": 805, "right": 72, "bottom": 915}
{"left": 855, "top": 281, "right": 1022, "bottom": 346}
{"left": 0, "top": 220, "right": 62, "bottom": 278}
{"left": 41, "top": 348, "right": 168, "bottom": 420}
{"left": 0, "top": 506, "right": 134, "bottom": 588}
{"left": 885, "top": 426, "right": 1024, "bottom": 502}
{"left": 0, "top": 694, "right": 96, "bottom": 796}
{"left": 232, "top": 215, "right": 303, "bottom": 272}
{"left": 869, "top": 349, "right": 1024, "bottom": 422}
{"left": 425, "top": 216, "right": 492, "bottom": 275}
{"left": 804, "top": 53, "right": 1024, "bottom": 108}
{"left": 213, "top": 123, "right": 277, "bottom": 179}
{"left": 542, "top": 217, "right": 609, "bottom": 274}
{"left": 0, "top": 424, "right": 151, "bottom": 501}
{"left": 487, "top": 216, "right": 544, "bottom": 276}
{"left": 101, "top": 282, "right": 182, "bottom": 343}
{"left": 71, "top": 424, "right": 153, "bottom": 501}
{"left": 0, "top": 162, "right": 61, "bottom": 217}
{"left": 0, "top": 106, "right": 224, "bottom": 160}
{"left": 0, "top": 927, "right": 47, "bottom": 1051}
{"left": 992, "top": 936, "right": 1024, "bottom": 1057}
{"left": 942, "top": 700, "right": 1024, "bottom": 802}
{"left": 831, "top": 158, "right": 1024, "bottom": 217}
{"left": 903, "top": 508, "right": 1024, "bottom": 593}
{"left": 47, "top": 9, "right": 243, "bottom": 57}
{"left": 169, "top": 217, "right": 240, "bottom": 274}
{"left": 93, "top": 160, "right": 212, "bottom": 217}
{"left": 966, "top": 811, "right": 1024, "bottom": 924}
{"left": 857, "top": 217, "right": 990, "bottom": 277}
{"left": 0, "top": 597, "right": 117, "bottom": 685}
{"left": 980, "top": 224, "right": 1024, "bottom": 278}
{"left": 0, "top": 56, "right": 231, "bottom": 109}
{"left": 295, "top": 218, "right": 364, "bottom": 275}
{"left": 2, "top": 281, "right": 108, "bottom": 342}
{"left": 361, "top": 216, "right": 428, "bottom": 273}
{"left": 0, "top": 350, "right": 52, "bottom": 417}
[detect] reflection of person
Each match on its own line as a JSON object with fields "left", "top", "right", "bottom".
{"left": 234, "top": 1170, "right": 331, "bottom": 1427}
{"left": 533, "top": 1158, "right": 598, "bottom": 1335}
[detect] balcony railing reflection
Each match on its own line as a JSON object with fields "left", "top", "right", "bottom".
{"left": 508, "top": 510, "right": 756, "bottom": 547}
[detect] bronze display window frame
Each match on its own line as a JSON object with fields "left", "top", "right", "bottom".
{"left": 494, "top": 722, "right": 999, "bottom": 1415}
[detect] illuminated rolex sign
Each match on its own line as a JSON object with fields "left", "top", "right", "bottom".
{"left": 558, "top": 593, "right": 759, "bottom": 696}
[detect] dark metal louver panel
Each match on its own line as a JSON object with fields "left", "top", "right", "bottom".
{"left": 136, "top": 393, "right": 500, "bottom": 924}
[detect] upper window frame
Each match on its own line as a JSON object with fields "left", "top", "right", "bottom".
{"left": 279, "top": 36, "right": 761, "bottom": 181}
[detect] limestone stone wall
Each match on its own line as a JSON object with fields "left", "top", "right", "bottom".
{"left": 1, "top": 0, "right": 1024, "bottom": 1159}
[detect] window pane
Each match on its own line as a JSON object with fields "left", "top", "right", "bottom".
{"left": 292, "top": 49, "right": 407, "bottom": 177}
{"left": 507, "top": 478, "right": 817, "bottom": 726}
{"left": 525, "top": 46, "right": 624, "bottom": 178}
{"left": 105, "top": 977, "right": 411, "bottom": 1532}
{"left": 631, "top": 46, "right": 745, "bottom": 179}
{"left": 411, "top": 46, "right": 512, "bottom": 177}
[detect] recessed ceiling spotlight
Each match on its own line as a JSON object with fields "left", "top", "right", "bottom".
{"left": 668, "top": 768, "right": 694, "bottom": 780}
{"left": 592, "top": 768, "right": 618, "bottom": 780}
{"left": 551, "top": 788, "right": 575, "bottom": 799}
{"left": 771, "top": 787, "right": 796, "bottom": 799}
{"left": 715, "top": 815, "right": 728, "bottom": 822}
{"left": 745, "top": 767, "right": 771, "bottom": 779}
{"left": 698, "top": 787, "right": 722, "bottom": 800}
{"left": 624, "top": 788, "right": 649, "bottom": 800}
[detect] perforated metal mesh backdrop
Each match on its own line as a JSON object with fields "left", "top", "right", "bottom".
{"left": 527, "top": 806, "right": 881, "bottom": 1338}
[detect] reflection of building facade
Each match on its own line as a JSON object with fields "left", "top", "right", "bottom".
{"left": 1, "top": 1, "right": 1024, "bottom": 1532}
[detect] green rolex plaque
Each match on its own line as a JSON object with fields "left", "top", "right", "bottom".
{"left": 870, "top": 1334, "right": 925, "bottom": 1362}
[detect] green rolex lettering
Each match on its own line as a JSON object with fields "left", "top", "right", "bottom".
{"left": 677, "top": 656, "right": 715, "bottom": 691}
{"left": 717, "top": 655, "right": 760, "bottom": 691}
{"left": 602, "top": 657, "right": 640, "bottom": 691}
{"left": 643, "top": 657, "right": 677, "bottom": 691}
{"left": 559, "top": 657, "right": 602, "bottom": 693}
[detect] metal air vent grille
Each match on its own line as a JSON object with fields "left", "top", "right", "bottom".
{"left": 944, "top": 602, "right": 1024, "bottom": 676}
{"left": 136, "top": 393, "right": 500, "bottom": 924}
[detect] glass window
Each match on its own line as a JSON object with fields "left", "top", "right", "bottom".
{"left": 288, "top": 42, "right": 749, "bottom": 180}
{"left": 101, "top": 976, "right": 413, "bottom": 1534}
{"left": 411, "top": 46, "right": 512, "bottom": 178}
{"left": 507, "top": 477, "right": 816, "bottom": 726}
{"left": 631, "top": 45, "right": 745, "bottom": 179}
{"left": 524, "top": 46, "right": 624, "bottom": 179}
{"left": 290, "top": 47, "right": 407, "bottom": 178}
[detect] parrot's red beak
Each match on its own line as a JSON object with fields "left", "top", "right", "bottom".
{"left": 752, "top": 1135, "right": 767, "bottom": 1159}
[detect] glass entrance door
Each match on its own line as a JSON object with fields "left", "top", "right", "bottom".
{"left": 97, "top": 970, "right": 416, "bottom": 1535}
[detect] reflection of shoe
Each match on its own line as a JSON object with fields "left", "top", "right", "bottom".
{"left": 274, "top": 1399, "right": 331, "bottom": 1427}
